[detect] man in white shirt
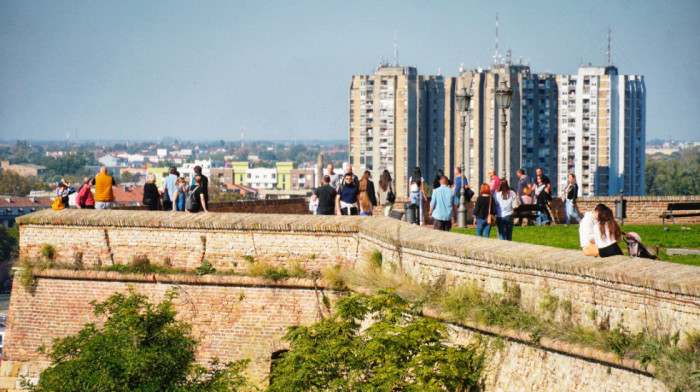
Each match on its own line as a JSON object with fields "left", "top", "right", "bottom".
{"left": 579, "top": 211, "right": 599, "bottom": 256}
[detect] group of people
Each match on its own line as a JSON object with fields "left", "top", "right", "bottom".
{"left": 53, "top": 166, "right": 119, "bottom": 210}
{"left": 311, "top": 164, "right": 396, "bottom": 217}
{"left": 145, "top": 166, "right": 209, "bottom": 213}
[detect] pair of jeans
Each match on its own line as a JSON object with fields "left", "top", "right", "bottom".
{"left": 536, "top": 209, "right": 550, "bottom": 226}
{"left": 565, "top": 200, "right": 580, "bottom": 224}
{"left": 476, "top": 218, "right": 491, "bottom": 237}
{"left": 496, "top": 215, "right": 514, "bottom": 241}
{"left": 410, "top": 191, "right": 423, "bottom": 223}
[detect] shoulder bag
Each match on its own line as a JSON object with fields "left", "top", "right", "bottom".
{"left": 486, "top": 196, "right": 497, "bottom": 226}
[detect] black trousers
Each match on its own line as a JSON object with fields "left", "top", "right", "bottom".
{"left": 599, "top": 243, "right": 623, "bottom": 258}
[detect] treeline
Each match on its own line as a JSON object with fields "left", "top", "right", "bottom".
{"left": 645, "top": 147, "right": 700, "bottom": 196}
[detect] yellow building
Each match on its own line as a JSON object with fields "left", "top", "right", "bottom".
{"left": 275, "top": 162, "right": 294, "bottom": 190}
{"left": 146, "top": 167, "right": 170, "bottom": 187}
{"left": 231, "top": 162, "right": 249, "bottom": 186}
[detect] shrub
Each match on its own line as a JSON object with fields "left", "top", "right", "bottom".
{"left": 40, "top": 244, "right": 55, "bottom": 261}
{"left": 369, "top": 249, "right": 383, "bottom": 268}
{"left": 195, "top": 259, "right": 216, "bottom": 276}
{"left": 248, "top": 261, "right": 289, "bottom": 281}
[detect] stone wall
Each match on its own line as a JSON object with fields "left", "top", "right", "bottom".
{"left": 118, "top": 198, "right": 311, "bottom": 215}
{"left": 8, "top": 209, "right": 700, "bottom": 391}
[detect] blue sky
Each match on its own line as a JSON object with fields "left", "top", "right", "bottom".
{"left": 1, "top": 0, "right": 699, "bottom": 142}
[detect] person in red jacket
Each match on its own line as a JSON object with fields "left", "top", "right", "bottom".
{"left": 76, "top": 177, "right": 95, "bottom": 209}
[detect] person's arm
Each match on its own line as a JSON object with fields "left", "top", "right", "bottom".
{"left": 335, "top": 194, "right": 341, "bottom": 215}
{"left": 200, "top": 193, "right": 208, "bottom": 212}
{"left": 172, "top": 189, "right": 179, "bottom": 211}
{"left": 421, "top": 181, "right": 427, "bottom": 201}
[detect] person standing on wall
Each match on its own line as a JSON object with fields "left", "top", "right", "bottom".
{"left": 312, "top": 175, "right": 337, "bottom": 215}
{"left": 429, "top": 176, "right": 458, "bottom": 231}
{"left": 76, "top": 177, "right": 95, "bottom": 209}
{"left": 92, "top": 166, "right": 117, "bottom": 210}
{"left": 376, "top": 170, "right": 395, "bottom": 217}
{"left": 564, "top": 174, "right": 581, "bottom": 225}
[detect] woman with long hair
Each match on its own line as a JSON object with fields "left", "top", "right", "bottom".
{"left": 358, "top": 171, "right": 374, "bottom": 216}
{"left": 564, "top": 173, "right": 580, "bottom": 225}
{"left": 172, "top": 177, "right": 187, "bottom": 212}
{"left": 494, "top": 179, "right": 517, "bottom": 241}
{"left": 376, "top": 169, "right": 395, "bottom": 216}
{"left": 533, "top": 175, "right": 551, "bottom": 226}
{"left": 432, "top": 169, "right": 445, "bottom": 190}
{"left": 408, "top": 167, "right": 427, "bottom": 225}
{"left": 593, "top": 204, "right": 623, "bottom": 258}
{"left": 472, "top": 183, "right": 495, "bottom": 237}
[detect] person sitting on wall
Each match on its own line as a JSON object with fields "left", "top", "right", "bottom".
{"left": 579, "top": 209, "right": 599, "bottom": 256}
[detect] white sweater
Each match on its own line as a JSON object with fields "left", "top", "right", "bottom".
{"left": 579, "top": 212, "right": 596, "bottom": 248}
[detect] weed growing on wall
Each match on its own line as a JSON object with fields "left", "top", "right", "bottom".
{"left": 195, "top": 259, "right": 216, "bottom": 276}
{"left": 40, "top": 244, "right": 55, "bottom": 261}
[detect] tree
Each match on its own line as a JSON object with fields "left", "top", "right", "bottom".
{"left": 0, "top": 170, "right": 35, "bottom": 196}
{"left": 267, "top": 291, "right": 486, "bottom": 392}
{"left": 120, "top": 172, "right": 143, "bottom": 183}
{"left": 645, "top": 147, "right": 700, "bottom": 195}
{"left": 40, "top": 151, "right": 97, "bottom": 182}
{"left": 25, "top": 288, "right": 252, "bottom": 392}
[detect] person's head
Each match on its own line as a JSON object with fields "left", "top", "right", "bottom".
{"left": 435, "top": 169, "right": 444, "bottom": 179}
{"left": 516, "top": 168, "right": 525, "bottom": 178}
{"left": 194, "top": 175, "right": 202, "bottom": 185}
{"left": 413, "top": 167, "right": 421, "bottom": 179}
{"left": 439, "top": 176, "right": 449, "bottom": 186}
{"left": 145, "top": 173, "right": 156, "bottom": 184}
{"left": 535, "top": 175, "right": 543, "bottom": 184}
{"left": 169, "top": 166, "right": 177, "bottom": 175}
{"left": 498, "top": 179, "right": 510, "bottom": 198}
{"left": 594, "top": 204, "right": 621, "bottom": 241}
{"left": 568, "top": 173, "right": 576, "bottom": 183}
{"left": 99, "top": 166, "right": 107, "bottom": 175}
{"left": 194, "top": 165, "right": 202, "bottom": 174}
{"left": 345, "top": 165, "right": 353, "bottom": 174}
{"left": 176, "top": 177, "right": 185, "bottom": 186}
{"left": 379, "top": 169, "right": 392, "bottom": 190}
{"left": 478, "top": 183, "right": 488, "bottom": 195}
{"left": 488, "top": 169, "right": 495, "bottom": 178}
{"left": 344, "top": 172, "right": 354, "bottom": 186}
{"left": 536, "top": 167, "right": 544, "bottom": 176}
{"left": 83, "top": 177, "right": 91, "bottom": 185}
{"left": 327, "top": 164, "right": 334, "bottom": 174}
{"left": 322, "top": 175, "right": 330, "bottom": 184}
{"left": 454, "top": 166, "right": 462, "bottom": 176}
{"left": 363, "top": 170, "right": 371, "bottom": 180}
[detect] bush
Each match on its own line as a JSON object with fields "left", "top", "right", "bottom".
{"left": 40, "top": 244, "right": 55, "bottom": 261}
{"left": 195, "top": 259, "right": 216, "bottom": 276}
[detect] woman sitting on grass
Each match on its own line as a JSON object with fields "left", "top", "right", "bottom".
{"left": 593, "top": 204, "right": 623, "bottom": 258}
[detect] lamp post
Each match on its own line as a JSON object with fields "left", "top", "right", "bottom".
{"left": 495, "top": 80, "right": 513, "bottom": 179}
{"left": 455, "top": 87, "right": 472, "bottom": 228}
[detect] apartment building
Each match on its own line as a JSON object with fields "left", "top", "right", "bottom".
{"left": 349, "top": 63, "right": 454, "bottom": 198}
{"left": 556, "top": 66, "right": 645, "bottom": 196}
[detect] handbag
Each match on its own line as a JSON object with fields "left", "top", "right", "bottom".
{"left": 486, "top": 196, "right": 496, "bottom": 226}
{"left": 512, "top": 191, "right": 521, "bottom": 209}
{"left": 465, "top": 187, "right": 475, "bottom": 203}
{"left": 387, "top": 183, "right": 396, "bottom": 203}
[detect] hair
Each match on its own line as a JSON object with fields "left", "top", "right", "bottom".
{"left": 412, "top": 167, "right": 422, "bottom": 186}
{"left": 358, "top": 176, "right": 370, "bottom": 212}
{"left": 175, "top": 177, "right": 186, "bottom": 186}
{"left": 536, "top": 167, "right": 544, "bottom": 172}
{"left": 455, "top": 166, "right": 462, "bottom": 174}
{"left": 194, "top": 175, "right": 202, "bottom": 185}
{"left": 174, "top": 171, "right": 180, "bottom": 177}
{"left": 323, "top": 175, "right": 330, "bottom": 184}
{"left": 498, "top": 179, "right": 511, "bottom": 199}
{"left": 517, "top": 168, "right": 525, "bottom": 175}
{"left": 569, "top": 173, "right": 576, "bottom": 181}
{"left": 194, "top": 165, "right": 202, "bottom": 174}
{"left": 169, "top": 166, "right": 177, "bottom": 175}
{"left": 379, "top": 170, "right": 392, "bottom": 191}
{"left": 595, "top": 204, "right": 621, "bottom": 242}
{"left": 535, "top": 175, "right": 543, "bottom": 184}
{"left": 480, "top": 183, "right": 490, "bottom": 195}
{"left": 363, "top": 170, "right": 371, "bottom": 181}
{"left": 145, "top": 173, "right": 156, "bottom": 184}
{"left": 433, "top": 170, "right": 444, "bottom": 188}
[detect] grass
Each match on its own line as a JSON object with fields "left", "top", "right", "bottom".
{"left": 452, "top": 224, "right": 700, "bottom": 266}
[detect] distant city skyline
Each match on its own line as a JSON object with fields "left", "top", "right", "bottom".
{"left": 1, "top": 1, "right": 699, "bottom": 142}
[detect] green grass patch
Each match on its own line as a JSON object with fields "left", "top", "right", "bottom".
{"left": 452, "top": 224, "right": 700, "bottom": 266}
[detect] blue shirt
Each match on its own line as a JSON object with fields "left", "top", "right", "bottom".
{"left": 162, "top": 174, "right": 178, "bottom": 200}
{"left": 430, "top": 185, "right": 457, "bottom": 221}
{"left": 454, "top": 175, "right": 468, "bottom": 194}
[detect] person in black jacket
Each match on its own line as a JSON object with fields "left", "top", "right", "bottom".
{"left": 564, "top": 173, "right": 580, "bottom": 225}
{"left": 143, "top": 173, "right": 161, "bottom": 211}
{"left": 472, "top": 183, "right": 496, "bottom": 237}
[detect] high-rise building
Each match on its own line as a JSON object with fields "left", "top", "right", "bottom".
{"left": 556, "top": 66, "right": 645, "bottom": 196}
{"left": 349, "top": 63, "right": 454, "bottom": 198}
{"left": 450, "top": 64, "right": 559, "bottom": 191}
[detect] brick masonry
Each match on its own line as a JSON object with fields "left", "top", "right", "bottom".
{"left": 6, "top": 208, "right": 700, "bottom": 391}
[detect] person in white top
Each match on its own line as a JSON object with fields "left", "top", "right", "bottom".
{"left": 592, "top": 204, "right": 623, "bottom": 258}
{"left": 494, "top": 179, "right": 518, "bottom": 241}
{"left": 579, "top": 211, "right": 599, "bottom": 256}
{"left": 407, "top": 167, "right": 427, "bottom": 225}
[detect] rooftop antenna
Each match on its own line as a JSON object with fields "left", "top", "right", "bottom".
{"left": 606, "top": 25, "right": 612, "bottom": 66}
{"left": 506, "top": 45, "right": 512, "bottom": 65}
{"left": 241, "top": 127, "right": 245, "bottom": 148}
{"left": 493, "top": 13, "right": 501, "bottom": 65}
{"left": 393, "top": 32, "right": 399, "bottom": 66}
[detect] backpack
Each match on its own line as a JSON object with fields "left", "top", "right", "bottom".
{"left": 624, "top": 232, "right": 657, "bottom": 259}
{"left": 52, "top": 196, "right": 65, "bottom": 210}
{"left": 185, "top": 186, "right": 200, "bottom": 212}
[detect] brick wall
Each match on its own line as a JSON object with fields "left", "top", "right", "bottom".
{"left": 118, "top": 198, "right": 311, "bottom": 215}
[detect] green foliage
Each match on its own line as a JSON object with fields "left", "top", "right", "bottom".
{"left": 248, "top": 261, "right": 289, "bottom": 281}
{"left": 243, "top": 255, "right": 255, "bottom": 263}
{"left": 0, "top": 226, "right": 19, "bottom": 261}
{"left": 119, "top": 171, "right": 142, "bottom": 183}
{"left": 40, "top": 244, "right": 55, "bottom": 261}
{"left": 195, "top": 259, "right": 216, "bottom": 276}
{"left": 645, "top": 147, "right": 700, "bottom": 196}
{"left": 288, "top": 262, "right": 307, "bottom": 278}
{"left": 368, "top": 249, "right": 383, "bottom": 268}
{"left": 40, "top": 151, "right": 97, "bottom": 182}
{"left": 14, "top": 259, "right": 37, "bottom": 292}
{"left": 266, "top": 291, "right": 486, "bottom": 391}
{"left": 0, "top": 170, "right": 35, "bottom": 196}
{"left": 23, "top": 288, "right": 252, "bottom": 392}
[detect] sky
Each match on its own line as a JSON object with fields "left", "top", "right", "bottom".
{"left": 1, "top": 0, "right": 699, "bottom": 142}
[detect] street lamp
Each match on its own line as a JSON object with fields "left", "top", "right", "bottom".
{"left": 455, "top": 86, "right": 472, "bottom": 228}
{"left": 495, "top": 80, "right": 513, "bottom": 179}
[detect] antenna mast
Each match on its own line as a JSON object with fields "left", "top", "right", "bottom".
{"left": 606, "top": 26, "right": 612, "bottom": 66}
{"left": 393, "top": 32, "right": 398, "bottom": 66}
